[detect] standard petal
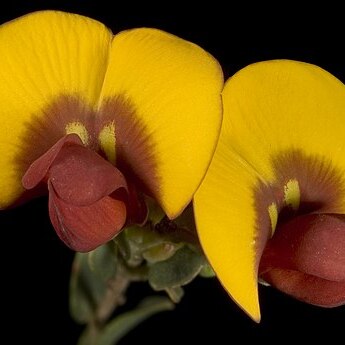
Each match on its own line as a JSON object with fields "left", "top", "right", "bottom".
{"left": 0, "top": 11, "right": 112, "bottom": 208}
{"left": 98, "top": 28, "right": 223, "bottom": 218}
{"left": 48, "top": 182, "right": 126, "bottom": 252}
{"left": 214, "top": 60, "right": 345, "bottom": 196}
{"left": 194, "top": 135, "right": 265, "bottom": 321}
{"left": 194, "top": 60, "right": 345, "bottom": 321}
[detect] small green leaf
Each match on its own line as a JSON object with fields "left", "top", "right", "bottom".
{"left": 70, "top": 252, "right": 129, "bottom": 324}
{"left": 70, "top": 252, "right": 109, "bottom": 324}
{"left": 148, "top": 246, "right": 205, "bottom": 291}
{"left": 114, "top": 228, "right": 137, "bottom": 266}
{"left": 117, "top": 225, "right": 180, "bottom": 267}
{"left": 115, "top": 225, "right": 152, "bottom": 267}
{"left": 96, "top": 296, "right": 175, "bottom": 345}
{"left": 125, "top": 225, "right": 165, "bottom": 251}
{"left": 88, "top": 243, "right": 117, "bottom": 281}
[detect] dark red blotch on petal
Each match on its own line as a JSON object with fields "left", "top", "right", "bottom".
{"left": 22, "top": 134, "right": 129, "bottom": 252}
{"left": 259, "top": 213, "right": 345, "bottom": 307}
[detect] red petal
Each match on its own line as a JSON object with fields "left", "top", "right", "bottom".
{"left": 48, "top": 182, "right": 126, "bottom": 252}
{"left": 260, "top": 214, "right": 345, "bottom": 281}
{"left": 49, "top": 144, "right": 127, "bottom": 206}
{"left": 22, "top": 134, "right": 82, "bottom": 190}
{"left": 261, "top": 269, "right": 345, "bottom": 307}
{"left": 260, "top": 213, "right": 345, "bottom": 306}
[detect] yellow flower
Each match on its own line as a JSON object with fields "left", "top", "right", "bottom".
{"left": 0, "top": 11, "right": 223, "bottom": 251}
{"left": 194, "top": 60, "right": 345, "bottom": 321}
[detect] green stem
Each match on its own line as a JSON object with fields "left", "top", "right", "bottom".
{"left": 96, "top": 265, "right": 130, "bottom": 323}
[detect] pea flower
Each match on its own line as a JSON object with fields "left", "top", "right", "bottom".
{"left": 194, "top": 60, "right": 345, "bottom": 321}
{"left": 0, "top": 11, "right": 223, "bottom": 252}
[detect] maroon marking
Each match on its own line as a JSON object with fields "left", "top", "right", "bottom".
{"left": 98, "top": 96, "right": 160, "bottom": 199}
{"left": 272, "top": 150, "right": 345, "bottom": 214}
{"left": 15, "top": 95, "right": 97, "bottom": 179}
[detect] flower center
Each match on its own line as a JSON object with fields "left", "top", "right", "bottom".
{"left": 14, "top": 93, "right": 159, "bottom": 250}
{"left": 255, "top": 149, "right": 345, "bottom": 307}
{"left": 21, "top": 134, "right": 129, "bottom": 251}
{"left": 255, "top": 149, "right": 345, "bottom": 246}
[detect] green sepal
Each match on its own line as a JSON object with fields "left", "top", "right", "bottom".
{"left": 88, "top": 243, "right": 117, "bottom": 281}
{"left": 70, "top": 252, "right": 109, "bottom": 324}
{"left": 148, "top": 245, "right": 206, "bottom": 291}
{"left": 116, "top": 225, "right": 183, "bottom": 267}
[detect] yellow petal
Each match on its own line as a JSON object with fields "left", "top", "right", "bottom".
{"left": 99, "top": 28, "right": 223, "bottom": 218}
{"left": 0, "top": 11, "right": 112, "bottom": 207}
{"left": 194, "top": 60, "right": 345, "bottom": 321}
{"left": 220, "top": 60, "right": 345, "bottom": 184}
{"left": 194, "top": 135, "right": 263, "bottom": 321}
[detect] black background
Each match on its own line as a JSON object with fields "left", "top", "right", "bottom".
{"left": 1, "top": 1, "right": 345, "bottom": 344}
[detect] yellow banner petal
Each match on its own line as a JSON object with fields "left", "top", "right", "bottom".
{"left": 194, "top": 132, "right": 263, "bottom": 321}
{"left": 194, "top": 60, "right": 345, "bottom": 321}
{"left": 98, "top": 28, "right": 223, "bottom": 218}
{"left": 221, "top": 60, "right": 345, "bottom": 183}
{"left": 0, "top": 11, "right": 112, "bottom": 208}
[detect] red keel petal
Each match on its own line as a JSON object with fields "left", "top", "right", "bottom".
{"left": 48, "top": 182, "right": 126, "bottom": 252}
{"left": 22, "top": 134, "right": 127, "bottom": 206}
{"left": 260, "top": 214, "right": 345, "bottom": 281}
{"left": 22, "top": 134, "right": 82, "bottom": 190}
{"left": 260, "top": 213, "right": 345, "bottom": 306}
{"left": 49, "top": 143, "right": 127, "bottom": 206}
{"left": 22, "top": 133, "right": 149, "bottom": 251}
{"left": 260, "top": 269, "right": 345, "bottom": 307}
